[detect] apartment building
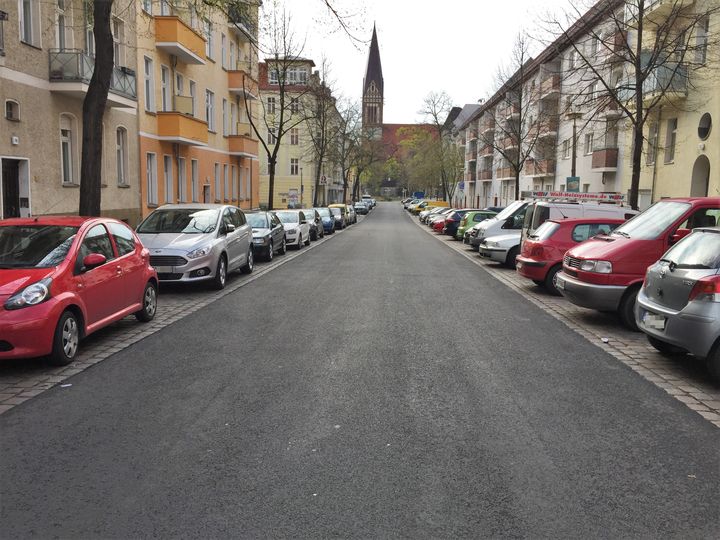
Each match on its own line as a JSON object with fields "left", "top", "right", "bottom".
{"left": 0, "top": 0, "right": 141, "bottom": 222}
{"left": 136, "top": 0, "right": 259, "bottom": 216}
{"left": 257, "top": 58, "right": 344, "bottom": 209}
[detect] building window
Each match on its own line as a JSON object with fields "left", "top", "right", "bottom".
{"left": 239, "top": 167, "right": 245, "bottom": 199}
{"left": 267, "top": 96, "right": 276, "bottom": 114}
{"left": 206, "top": 89, "right": 215, "bottom": 131}
{"left": 5, "top": 100, "right": 19, "bottom": 121}
{"left": 191, "top": 159, "right": 199, "bottom": 202}
{"left": 142, "top": 0, "right": 151, "bottom": 14}
{"left": 164, "top": 155, "right": 173, "bottom": 203}
{"left": 189, "top": 80, "right": 196, "bottom": 116}
{"left": 222, "top": 98, "right": 228, "bottom": 136}
{"left": 245, "top": 167, "right": 251, "bottom": 200}
{"left": 584, "top": 133, "right": 594, "bottom": 155}
{"left": 268, "top": 69, "right": 278, "bottom": 84}
{"left": 116, "top": 127, "right": 128, "bottom": 186}
{"left": 214, "top": 163, "right": 221, "bottom": 201}
{"left": 20, "top": 0, "right": 40, "bottom": 47}
{"left": 144, "top": 56, "right": 155, "bottom": 112}
{"left": 267, "top": 128, "right": 277, "bottom": 145}
{"left": 85, "top": 14, "right": 94, "bottom": 56}
{"left": 562, "top": 138, "right": 570, "bottom": 159}
{"left": 665, "top": 118, "right": 677, "bottom": 163}
{"left": 146, "top": 153, "right": 158, "bottom": 205}
{"left": 290, "top": 97, "right": 299, "bottom": 114}
{"left": 60, "top": 114, "right": 77, "bottom": 185}
{"left": 160, "top": 0, "right": 172, "bottom": 16}
{"left": 588, "top": 35, "right": 598, "bottom": 56}
{"left": 568, "top": 49, "right": 577, "bottom": 69}
{"left": 177, "top": 157, "right": 186, "bottom": 202}
{"left": 189, "top": 5, "right": 198, "bottom": 29}
{"left": 290, "top": 128, "right": 299, "bottom": 145}
{"left": 223, "top": 164, "right": 229, "bottom": 200}
{"left": 204, "top": 20, "right": 213, "bottom": 59}
{"left": 646, "top": 123, "right": 658, "bottom": 165}
{"left": 112, "top": 17, "right": 124, "bottom": 66}
{"left": 696, "top": 17, "right": 709, "bottom": 64}
{"left": 297, "top": 69, "right": 307, "bottom": 84}
{"left": 221, "top": 33, "right": 227, "bottom": 69}
{"left": 230, "top": 102, "right": 237, "bottom": 135}
{"left": 231, "top": 165, "right": 237, "bottom": 200}
{"left": 161, "top": 65, "right": 170, "bottom": 111}
{"left": 229, "top": 41, "right": 236, "bottom": 70}
{"left": 175, "top": 72, "right": 184, "bottom": 95}
{"left": 56, "top": 0, "right": 68, "bottom": 50}
{"left": 290, "top": 158, "right": 299, "bottom": 175}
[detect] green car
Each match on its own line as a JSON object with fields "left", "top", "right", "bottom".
{"left": 455, "top": 210, "right": 497, "bottom": 241}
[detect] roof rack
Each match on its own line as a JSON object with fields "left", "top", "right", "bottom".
{"left": 520, "top": 190, "right": 628, "bottom": 205}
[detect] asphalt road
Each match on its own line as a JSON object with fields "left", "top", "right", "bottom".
{"left": 1, "top": 202, "right": 719, "bottom": 538}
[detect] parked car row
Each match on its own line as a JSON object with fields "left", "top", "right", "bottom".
{"left": 0, "top": 201, "right": 369, "bottom": 367}
{"left": 409, "top": 196, "right": 720, "bottom": 382}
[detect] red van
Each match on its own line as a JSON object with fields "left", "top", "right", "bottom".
{"left": 516, "top": 218, "right": 625, "bottom": 295}
{"left": 555, "top": 198, "right": 720, "bottom": 329}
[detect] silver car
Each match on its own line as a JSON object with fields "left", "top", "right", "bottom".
{"left": 137, "top": 204, "right": 253, "bottom": 290}
{"left": 635, "top": 227, "right": 720, "bottom": 381}
{"left": 247, "top": 211, "right": 286, "bottom": 261}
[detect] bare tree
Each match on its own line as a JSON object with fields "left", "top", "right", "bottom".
{"left": 332, "top": 100, "right": 362, "bottom": 203}
{"left": 419, "top": 91, "right": 458, "bottom": 201}
{"left": 545, "top": 0, "right": 720, "bottom": 208}
{"left": 479, "top": 33, "right": 551, "bottom": 203}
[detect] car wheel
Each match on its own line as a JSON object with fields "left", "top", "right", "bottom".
{"left": 532, "top": 279, "right": 544, "bottom": 286}
{"left": 49, "top": 310, "right": 80, "bottom": 366}
{"left": 544, "top": 265, "right": 563, "bottom": 296}
{"left": 266, "top": 240, "right": 273, "bottom": 261}
{"left": 618, "top": 285, "right": 641, "bottom": 331}
{"left": 241, "top": 247, "right": 254, "bottom": 274}
{"left": 505, "top": 247, "right": 519, "bottom": 268}
{"left": 297, "top": 235, "right": 303, "bottom": 249}
{"left": 707, "top": 342, "right": 720, "bottom": 383}
{"left": 279, "top": 236, "right": 287, "bottom": 255}
{"left": 647, "top": 335, "right": 684, "bottom": 356}
{"left": 320, "top": 228, "right": 325, "bottom": 238}
{"left": 135, "top": 281, "right": 158, "bottom": 322}
{"left": 212, "top": 255, "right": 228, "bottom": 290}
{"left": 304, "top": 234, "right": 311, "bottom": 246}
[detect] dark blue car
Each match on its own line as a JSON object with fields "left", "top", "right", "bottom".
{"left": 316, "top": 207, "right": 336, "bottom": 234}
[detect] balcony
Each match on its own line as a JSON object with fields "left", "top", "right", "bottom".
{"left": 478, "top": 144, "right": 494, "bottom": 158}
{"left": 48, "top": 49, "right": 136, "bottom": 107}
{"left": 228, "top": 4, "right": 256, "bottom": 42}
{"left": 524, "top": 159, "right": 556, "bottom": 177}
{"left": 466, "top": 139, "right": 477, "bottom": 157}
{"left": 154, "top": 16, "right": 206, "bottom": 64}
{"left": 228, "top": 69, "right": 259, "bottom": 99}
{"left": 537, "top": 118, "right": 559, "bottom": 139}
{"left": 227, "top": 134, "right": 259, "bottom": 157}
{"left": 539, "top": 75, "right": 560, "bottom": 100}
{"left": 481, "top": 122, "right": 495, "bottom": 135}
{"left": 467, "top": 170, "right": 477, "bottom": 183}
{"left": 157, "top": 107, "right": 208, "bottom": 146}
{"left": 500, "top": 103, "right": 520, "bottom": 121}
{"left": 644, "top": 0, "right": 694, "bottom": 22}
{"left": 591, "top": 147, "right": 618, "bottom": 171}
{"left": 496, "top": 167, "right": 515, "bottom": 180}
{"left": 479, "top": 169, "right": 493, "bottom": 180}
{"left": 500, "top": 136, "right": 518, "bottom": 150}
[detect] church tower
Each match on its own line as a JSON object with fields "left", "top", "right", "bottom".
{"left": 362, "top": 24, "right": 384, "bottom": 135}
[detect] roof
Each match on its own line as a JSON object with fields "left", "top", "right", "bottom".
{"left": 453, "top": 104, "right": 482, "bottom": 131}
{"left": 363, "top": 24, "right": 384, "bottom": 95}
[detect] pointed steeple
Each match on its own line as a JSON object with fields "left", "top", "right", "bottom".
{"left": 362, "top": 24, "right": 384, "bottom": 130}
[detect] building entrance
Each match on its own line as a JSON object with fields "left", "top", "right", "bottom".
{"left": 1, "top": 158, "right": 30, "bottom": 219}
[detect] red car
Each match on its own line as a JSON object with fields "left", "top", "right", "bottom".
{"left": 516, "top": 218, "right": 625, "bottom": 295}
{"left": 0, "top": 217, "right": 158, "bottom": 365}
{"left": 432, "top": 217, "right": 448, "bottom": 232}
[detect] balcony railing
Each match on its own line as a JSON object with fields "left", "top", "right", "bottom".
{"left": 228, "top": 69, "right": 259, "bottom": 98}
{"left": 618, "top": 62, "right": 688, "bottom": 104}
{"left": 591, "top": 147, "right": 619, "bottom": 169}
{"left": 644, "top": 0, "right": 694, "bottom": 21}
{"left": 539, "top": 75, "right": 560, "bottom": 99}
{"left": 479, "top": 169, "right": 493, "bottom": 180}
{"left": 496, "top": 167, "right": 515, "bottom": 179}
{"left": 466, "top": 140, "right": 477, "bottom": 157}
{"left": 228, "top": 4, "right": 256, "bottom": 41}
{"left": 525, "top": 159, "right": 556, "bottom": 176}
{"left": 478, "top": 144, "right": 494, "bottom": 157}
{"left": 49, "top": 49, "right": 137, "bottom": 99}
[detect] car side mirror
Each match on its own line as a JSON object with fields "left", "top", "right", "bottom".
{"left": 82, "top": 253, "right": 106, "bottom": 271}
{"left": 670, "top": 228, "right": 690, "bottom": 244}
{"left": 503, "top": 217, "right": 514, "bottom": 229}
{"left": 300, "top": 219, "right": 306, "bottom": 224}
{"left": 224, "top": 223, "right": 236, "bottom": 234}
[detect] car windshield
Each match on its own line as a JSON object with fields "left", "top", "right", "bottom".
{"left": 317, "top": 208, "right": 331, "bottom": 217}
{"left": 662, "top": 231, "right": 720, "bottom": 269}
{"left": 247, "top": 213, "right": 268, "bottom": 228}
{"left": 494, "top": 200, "right": 526, "bottom": 221}
{"left": 275, "top": 211, "right": 300, "bottom": 224}
{"left": 613, "top": 201, "right": 690, "bottom": 240}
{"left": 137, "top": 209, "right": 219, "bottom": 234}
{"left": 0, "top": 225, "right": 78, "bottom": 268}
{"left": 530, "top": 221, "right": 560, "bottom": 241}
{"left": 331, "top": 208, "right": 341, "bottom": 216}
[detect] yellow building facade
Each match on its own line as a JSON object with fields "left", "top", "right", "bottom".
{"left": 136, "top": 0, "right": 260, "bottom": 216}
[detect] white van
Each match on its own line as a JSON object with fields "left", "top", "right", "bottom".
{"left": 468, "top": 200, "right": 529, "bottom": 250}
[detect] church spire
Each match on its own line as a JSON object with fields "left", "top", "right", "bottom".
{"left": 362, "top": 24, "right": 384, "bottom": 130}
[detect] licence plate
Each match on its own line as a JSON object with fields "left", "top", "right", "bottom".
{"left": 642, "top": 311, "right": 666, "bottom": 330}
{"left": 516, "top": 262, "right": 523, "bottom": 270}
{"left": 555, "top": 276, "right": 565, "bottom": 290}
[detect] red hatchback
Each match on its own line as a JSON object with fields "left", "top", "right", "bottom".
{"left": 516, "top": 218, "right": 625, "bottom": 295}
{"left": 0, "top": 217, "right": 158, "bottom": 365}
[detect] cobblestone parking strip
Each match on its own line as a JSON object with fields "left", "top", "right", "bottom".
{"left": 411, "top": 214, "right": 720, "bottom": 429}
{"left": 0, "top": 221, "right": 360, "bottom": 415}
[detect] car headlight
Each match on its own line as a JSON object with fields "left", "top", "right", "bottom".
{"left": 486, "top": 241, "right": 499, "bottom": 248}
{"left": 580, "top": 260, "right": 613, "bottom": 273}
{"left": 252, "top": 237, "right": 266, "bottom": 244}
{"left": 287, "top": 228, "right": 297, "bottom": 234}
{"left": 187, "top": 246, "right": 212, "bottom": 259}
{"left": 5, "top": 278, "right": 52, "bottom": 310}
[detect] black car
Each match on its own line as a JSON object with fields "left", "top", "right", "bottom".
{"left": 246, "top": 211, "right": 287, "bottom": 261}
{"left": 304, "top": 208, "right": 325, "bottom": 241}
{"left": 442, "top": 209, "right": 477, "bottom": 237}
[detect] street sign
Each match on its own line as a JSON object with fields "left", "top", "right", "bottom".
{"left": 566, "top": 176, "right": 580, "bottom": 192}
{"left": 320, "top": 175, "right": 327, "bottom": 185}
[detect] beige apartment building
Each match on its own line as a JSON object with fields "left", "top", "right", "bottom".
{"left": 0, "top": 0, "right": 141, "bottom": 222}
{"left": 136, "top": 0, "right": 260, "bottom": 216}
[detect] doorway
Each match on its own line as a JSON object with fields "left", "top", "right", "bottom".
{"left": 690, "top": 155, "right": 710, "bottom": 197}
{"left": 1, "top": 158, "right": 30, "bottom": 219}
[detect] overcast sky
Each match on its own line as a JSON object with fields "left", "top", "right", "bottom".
{"left": 264, "top": 0, "right": 574, "bottom": 123}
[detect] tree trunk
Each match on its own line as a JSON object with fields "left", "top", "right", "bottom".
{"left": 629, "top": 6, "right": 645, "bottom": 211}
{"left": 268, "top": 160, "right": 276, "bottom": 209}
{"left": 514, "top": 169, "right": 520, "bottom": 201}
{"left": 342, "top": 172, "right": 349, "bottom": 204}
{"left": 313, "top": 165, "right": 322, "bottom": 207}
{"left": 79, "top": 0, "right": 114, "bottom": 216}
{"left": 629, "top": 122, "right": 644, "bottom": 210}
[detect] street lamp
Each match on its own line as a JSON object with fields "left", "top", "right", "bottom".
{"left": 300, "top": 167, "right": 303, "bottom": 208}
{"left": 566, "top": 110, "right": 583, "bottom": 182}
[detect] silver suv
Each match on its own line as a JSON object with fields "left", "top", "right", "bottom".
{"left": 636, "top": 227, "right": 720, "bottom": 381}
{"left": 137, "top": 204, "right": 253, "bottom": 290}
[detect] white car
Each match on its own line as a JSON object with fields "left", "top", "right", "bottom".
{"left": 274, "top": 210, "right": 311, "bottom": 249}
{"left": 478, "top": 231, "right": 522, "bottom": 267}
{"left": 362, "top": 195, "right": 374, "bottom": 209}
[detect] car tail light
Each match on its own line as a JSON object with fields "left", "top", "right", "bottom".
{"left": 688, "top": 275, "right": 720, "bottom": 302}
{"left": 530, "top": 246, "right": 543, "bottom": 257}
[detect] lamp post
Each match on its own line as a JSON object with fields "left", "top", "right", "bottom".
{"left": 566, "top": 111, "right": 583, "bottom": 191}
{"left": 300, "top": 167, "right": 303, "bottom": 208}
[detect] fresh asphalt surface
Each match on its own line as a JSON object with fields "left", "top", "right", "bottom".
{"left": 1, "top": 203, "right": 719, "bottom": 538}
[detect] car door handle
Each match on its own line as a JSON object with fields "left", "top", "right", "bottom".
{"left": 115, "top": 266, "right": 123, "bottom": 275}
